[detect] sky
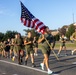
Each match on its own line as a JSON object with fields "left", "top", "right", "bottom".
{"left": 0, "top": 0, "right": 76, "bottom": 36}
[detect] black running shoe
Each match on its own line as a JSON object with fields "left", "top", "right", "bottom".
{"left": 18, "top": 62, "right": 22, "bottom": 65}
{"left": 32, "top": 63, "right": 36, "bottom": 67}
{"left": 25, "top": 60, "right": 27, "bottom": 65}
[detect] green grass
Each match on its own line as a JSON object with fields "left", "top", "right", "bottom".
{"left": 38, "top": 41, "right": 76, "bottom": 49}
{"left": 55, "top": 41, "right": 76, "bottom": 48}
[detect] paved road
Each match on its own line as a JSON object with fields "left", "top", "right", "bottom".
{"left": 0, "top": 50, "right": 76, "bottom": 75}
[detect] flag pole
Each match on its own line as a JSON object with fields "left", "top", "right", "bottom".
{"left": 44, "top": 37, "right": 59, "bottom": 60}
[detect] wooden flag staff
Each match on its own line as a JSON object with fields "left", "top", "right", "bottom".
{"left": 44, "top": 37, "right": 59, "bottom": 60}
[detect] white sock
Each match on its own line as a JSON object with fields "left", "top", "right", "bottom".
{"left": 41, "top": 63, "right": 44, "bottom": 65}
{"left": 48, "top": 68, "right": 50, "bottom": 71}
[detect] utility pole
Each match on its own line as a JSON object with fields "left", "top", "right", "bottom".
{"left": 73, "top": 13, "right": 74, "bottom": 24}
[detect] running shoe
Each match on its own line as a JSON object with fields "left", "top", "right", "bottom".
{"left": 40, "top": 63, "right": 44, "bottom": 70}
{"left": 48, "top": 69, "right": 53, "bottom": 75}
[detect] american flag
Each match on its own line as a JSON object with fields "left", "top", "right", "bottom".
{"left": 20, "top": 1, "right": 46, "bottom": 34}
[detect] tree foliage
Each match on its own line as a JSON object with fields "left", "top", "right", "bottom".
{"left": 0, "top": 32, "right": 4, "bottom": 42}
{"left": 23, "top": 29, "right": 40, "bottom": 40}
{"left": 2, "top": 31, "right": 18, "bottom": 41}
{"left": 58, "top": 25, "right": 67, "bottom": 35}
{"left": 54, "top": 34, "right": 60, "bottom": 41}
{"left": 66, "top": 24, "right": 75, "bottom": 39}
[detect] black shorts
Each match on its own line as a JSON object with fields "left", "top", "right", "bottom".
{"left": 5, "top": 47, "right": 10, "bottom": 52}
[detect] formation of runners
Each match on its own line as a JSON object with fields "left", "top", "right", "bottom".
{"left": 0, "top": 27, "right": 76, "bottom": 75}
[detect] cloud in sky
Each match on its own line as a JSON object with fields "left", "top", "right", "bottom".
{"left": 0, "top": 4, "right": 16, "bottom": 16}
{"left": 0, "top": 8, "right": 16, "bottom": 17}
{"left": 0, "top": 5, "right": 5, "bottom": 15}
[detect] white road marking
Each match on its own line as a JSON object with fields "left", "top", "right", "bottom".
{"left": 2, "top": 72, "right": 6, "bottom": 74}
{"left": 12, "top": 74, "right": 18, "bottom": 75}
{"left": 0, "top": 60, "right": 59, "bottom": 75}
{"left": 0, "top": 60, "right": 47, "bottom": 73}
{"left": 72, "top": 62, "right": 76, "bottom": 64}
{"left": 53, "top": 74, "right": 59, "bottom": 75}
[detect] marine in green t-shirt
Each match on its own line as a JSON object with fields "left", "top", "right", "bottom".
{"left": 24, "top": 37, "right": 34, "bottom": 55}
{"left": 24, "top": 31, "right": 36, "bottom": 67}
{"left": 38, "top": 26, "right": 53, "bottom": 74}
{"left": 71, "top": 28, "right": 76, "bottom": 55}
{"left": 13, "top": 33, "right": 23, "bottom": 64}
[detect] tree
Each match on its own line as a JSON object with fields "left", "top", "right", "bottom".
{"left": 0, "top": 32, "right": 4, "bottom": 41}
{"left": 3, "top": 31, "right": 18, "bottom": 41}
{"left": 66, "top": 24, "right": 75, "bottom": 39}
{"left": 23, "top": 29, "right": 40, "bottom": 39}
{"left": 58, "top": 25, "right": 67, "bottom": 35}
{"left": 54, "top": 34, "right": 60, "bottom": 41}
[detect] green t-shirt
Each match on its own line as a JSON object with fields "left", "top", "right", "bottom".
{"left": 25, "top": 37, "right": 33, "bottom": 49}
{"left": 14, "top": 38, "right": 22, "bottom": 50}
{"left": 39, "top": 34, "right": 52, "bottom": 47}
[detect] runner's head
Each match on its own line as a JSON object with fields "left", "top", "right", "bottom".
{"left": 27, "top": 31, "right": 32, "bottom": 38}
{"left": 44, "top": 26, "right": 50, "bottom": 33}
